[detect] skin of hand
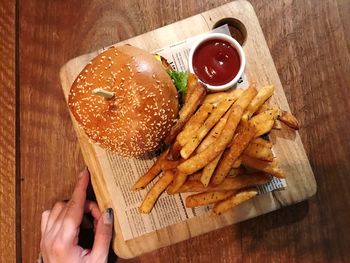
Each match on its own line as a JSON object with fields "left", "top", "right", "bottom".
{"left": 40, "top": 169, "right": 113, "bottom": 263}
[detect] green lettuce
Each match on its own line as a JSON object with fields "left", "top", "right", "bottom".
{"left": 168, "top": 71, "right": 188, "bottom": 97}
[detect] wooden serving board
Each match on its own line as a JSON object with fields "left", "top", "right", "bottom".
{"left": 59, "top": 0, "right": 316, "bottom": 258}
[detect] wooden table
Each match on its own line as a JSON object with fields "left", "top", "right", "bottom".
{"left": 1, "top": 0, "right": 349, "bottom": 262}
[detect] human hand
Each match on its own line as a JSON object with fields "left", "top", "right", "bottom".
{"left": 40, "top": 169, "right": 113, "bottom": 263}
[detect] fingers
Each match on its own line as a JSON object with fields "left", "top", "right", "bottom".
{"left": 40, "top": 169, "right": 105, "bottom": 262}
{"left": 41, "top": 210, "right": 50, "bottom": 235}
{"left": 91, "top": 208, "right": 113, "bottom": 262}
{"left": 84, "top": 201, "right": 101, "bottom": 231}
{"left": 45, "top": 201, "right": 66, "bottom": 232}
{"left": 62, "top": 169, "right": 90, "bottom": 231}
{"left": 40, "top": 202, "right": 67, "bottom": 256}
{"left": 84, "top": 200, "right": 101, "bottom": 220}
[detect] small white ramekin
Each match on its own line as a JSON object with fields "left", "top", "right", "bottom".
{"left": 188, "top": 33, "right": 246, "bottom": 91}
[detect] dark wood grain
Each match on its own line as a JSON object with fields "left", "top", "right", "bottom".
{"left": 0, "top": 0, "right": 16, "bottom": 262}
{"left": 18, "top": 0, "right": 350, "bottom": 262}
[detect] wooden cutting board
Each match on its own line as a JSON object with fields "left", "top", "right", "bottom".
{"left": 59, "top": 0, "right": 316, "bottom": 258}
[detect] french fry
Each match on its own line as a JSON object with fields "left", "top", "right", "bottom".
{"left": 232, "top": 158, "right": 242, "bottom": 168}
{"left": 196, "top": 109, "right": 229, "bottom": 153}
{"left": 167, "top": 140, "right": 182, "bottom": 160}
{"left": 183, "top": 73, "right": 197, "bottom": 104}
{"left": 188, "top": 171, "right": 203, "bottom": 181}
{"left": 139, "top": 170, "right": 174, "bottom": 213}
{"left": 180, "top": 91, "right": 241, "bottom": 159}
{"left": 255, "top": 102, "right": 274, "bottom": 115}
{"left": 160, "top": 159, "right": 181, "bottom": 171}
{"left": 273, "top": 119, "right": 282, "bottom": 130}
{"left": 243, "top": 85, "right": 274, "bottom": 119}
{"left": 177, "top": 105, "right": 243, "bottom": 175}
{"left": 228, "top": 166, "right": 246, "bottom": 177}
{"left": 241, "top": 155, "right": 284, "bottom": 178}
{"left": 212, "top": 188, "right": 258, "bottom": 215}
{"left": 197, "top": 86, "right": 255, "bottom": 154}
{"left": 278, "top": 110, "right": 299, "bottom": 130}
{"left": 252, "top": 137, "right": 272, "bottom": 148}
{"left": 201, "top": 152, "right": 223, "bottom": 187}
{"left": 227, "top": 120, "right": 249, "bottom": 148}
{"left": 167, "top": 170, "right": 189, "bottom": 194}
{"left": 234, "top": 84, "right": 258, "bottom": 110}
{"left": 177, "top": 102, "right": 214, "bottom": 146}
{"left": 203, "top": 89, "right": 243, "bottom": 105}
{"left": 244, "top": 142, "right": 274, "bottom": 162}
{"left": 164, "top": 77, "right": 206, "bottom": 145}
{"left": 133, "top": 82, "right": 299, "bottom": 215}
{"left": 186, "top": 190, "right": 236, "bottom": 208}
{"left": 212, "top": 121, "right": 257, "bottom": 185}
{"left": 177, "top": 173, "right": 270, "bottom": 193}
{"left": 132, "top": 150, "right": 168, "bottom": 190}
{"left": 251, "top": 107, "right": 279, "bottom": 137}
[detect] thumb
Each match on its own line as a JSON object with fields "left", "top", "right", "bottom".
{"left": 91, "top": 208, "right": 113, "bottom": 262}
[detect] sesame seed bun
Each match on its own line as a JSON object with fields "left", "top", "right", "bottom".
{"left": 68, "top": 45, "right": 179, "bottom": 157}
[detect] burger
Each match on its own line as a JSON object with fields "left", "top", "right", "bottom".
{"left": 68, "top": 45, "right": 187, "bottom": 157}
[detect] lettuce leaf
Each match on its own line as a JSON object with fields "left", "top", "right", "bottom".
{"left": 168, "top": 71, "right": 188, "bottom": 97}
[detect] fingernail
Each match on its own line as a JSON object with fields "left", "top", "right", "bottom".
{"left": 103, "top": 208, "right": 113, "bottom": 225}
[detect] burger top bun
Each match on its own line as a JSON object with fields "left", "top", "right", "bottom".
{"left": 68, "top": 45, "right": 179, "bottom": 157}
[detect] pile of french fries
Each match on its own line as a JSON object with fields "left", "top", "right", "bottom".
{"left": 132, "top": 74, "right": 299, "bottom": 215}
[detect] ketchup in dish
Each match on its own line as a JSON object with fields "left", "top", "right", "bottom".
{"left": 192, "top": 39, "right": 241, "bottom": 86}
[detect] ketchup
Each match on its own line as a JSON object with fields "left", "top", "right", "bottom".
{"left": 192, "top": 39, "right": 240, "bottom": 86}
